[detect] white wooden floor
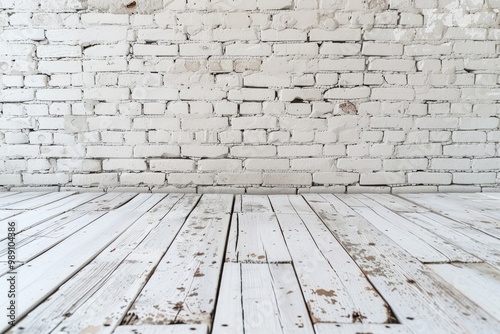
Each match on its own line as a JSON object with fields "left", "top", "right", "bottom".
{"left": 0, "top": 191, "right": 499, "bottom": 334}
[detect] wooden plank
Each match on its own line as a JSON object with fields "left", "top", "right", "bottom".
{"left": 224, "top": 214, "right": 239, "bottom": 262}
{"left": 8, "top": 194, "right": 194, "bottom": 334}
{"left": 114, "top": 193, "right": 166, "bottom": 212}
{"left": 304, "top": 193, "right": 500, "bottom": 334}
{"left": 271, "top": 196, "right": 389, "bottom": 323}
{"left": 241, "top": 263, "right": 314, "bottom": 334}
{"left": 114, "top": 325, "right": 208, "bottom": 334}
{"left": 268, "top": 194, "right": 296, "bottom": 213}
{"left": 0, "top": 193, "right": 105, "bottom": 241}
{"left": 401, "top": 212, "right": 500, "bottom": 268}
{"left": 441, "top": 193, "right": 500, "bottom": 211}
{"left": 2, "top": 191, "right": 76, "bottom": 210}
{"left": 352, "top": 206, "right": 449, "bottom": 263}
{"left": 0, "top": 191, "right": 19, "bottom": 199}
{"left": 315, "top": 324, "right": 413, "bottom": 334}
{"left": 0, "top": 191, "right": 48, "bottom": 207}
{"left": 232, "top": 213, "right": 291, "bottom": 263}
{"left": 483, "top": 193, "right": 500, "bottom": 200}
{"left": 418, "top": 212, "right": 500, "bottom": 255}
{"left": 0, "top": 209, "right": 23, "bottom": 221}
{"left": 73, "top": 192, "right": 138, "bottom": 211}
{"left": 127, "top": 194, "right": 233, "bottom": 326}
{"left": 233, "top": 194, "right": 242, "bottom": 213}
{"left": 428, "top": 263, "right": 500, "bottom": 321}
{"left": 400, "top": 194, "right": 500, "bottom": 239}
{"left": 0, "top": 211, "right": 104, "bottom": 274}
{"left": 0, "top": 208, "right": 148, "bottom": 332}
{"left": 212, "top": 263, "right": 244, "bottom": 334}
{"left": 346, "top": 196, "right": 480, "bottom": 263}
{"left": 31, "top": 192, "right": 104, "bottom": 211}
{"left": 334, "top": 194, "right": 367, "bottom": 208}
{"left": 364, "top": 194, "right": 428, "bottom": 213}
{"left": 241, "top": 195, "right": 272, "bottom": 213}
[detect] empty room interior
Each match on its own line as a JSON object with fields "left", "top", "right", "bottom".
{"left": 0, "top": 0, "right": 499, "bottom": 333}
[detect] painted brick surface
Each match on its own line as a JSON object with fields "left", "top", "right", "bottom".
{"left": 0, "top": 0, "right": 499, "bottom": 193}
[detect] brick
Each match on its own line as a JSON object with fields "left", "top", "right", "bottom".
{"left": 216, "top": 172, "right": 262, "bottom": 185}
{"left": 37, "top": 45, "right": 81, "bottom": 58}
{"left": 135, "top": 145, "right": 180, "bottom": 158}
{"left": 87, "top": 146, "right": 132, "bottom": 158}
{"left": 416, "top": 117, "right": 459, "bottom": 129}
{"left": 452, "top": 131, "right": 487, "bottom": 143}
{"left": 181, "top": 145, "right": 228, "bottom": 158}
{"left": 472, "top": 159, "right": 500, "bottom": 171}
{"left": 137, "top": 29, "right": 186, "bottom": 41}
{"left": 263, "top": 173, "right": 312, "bottom": 186}
{"left": 262, "top": 29, "right": 307, "bottom": 41}
{"left": 131, "top": 87, "right": 178, "bottom": 101}
{"left": 453, "top": 173, "right": 497, "bottom": 184}
{"left": 408, "top": 172, "right": 452, "bottom": 185}
{"left": 384, "top": 158, "right": 428, "bottom": 171}
{"left": 320, "top": 43, "right": 361, "bottom": 55}
{"left": 180, "top": 43, "right": 223, "bottom": 56}
{"left": 453, "top": 41, "right": 496, "bottom": 54}
{"left": 278, "top": 145, "right": 322, "bottom": 157}
{"left": 325, "top": 87, "right": 370, "bottom": 100}
{"left": 182, "top": 117, "right": 228, "bottom": 130}
{"left": 244, "top": 73, "right": 290, "bottom": 88}
{"left": 103, "top": 159, "right": 147, "bottom": 171}
{"left": 368, "top": 59, "right": 415, "bottom": 72}
{"left": 198, "top": 159, "right": 242, "bottom": 171}
{"left": 225, "top": 43, "right": 272, "bottom": 56}
{"left": 23, "top": 173, "right": 69, "bottom": 185}
{"left": 231, "top": 146, "right": 276, "bottom": 157}
{"left": 84, "top": 88, "right": 130, "bottom": 101}
{"left": 133, "top": 117, "right": 180, "bottom": 130}
{"left": 310, "top": 28, "right": 361, "bottom": 41}
{"left": 443, "top": 144, "right": 496, "bottom": 157}
{"left": 229, "top": 88, "right": 276, "bottom": 101}
{"left": 319, "top": 59, "right": 365, "bottom": 71}
{"left": 0, "top": 174, "right": 22, "bottom": 185}
{"left": 337, "top": 158, "right": 382, "bottom": 171}
{"left": 371, "top": 88, "right": 415, "bottom": 101}
{"left": 0, "top": 117, "right": 35, "bottom": 129}
{"left": 57, "top": 159, "right": 101, "bottom": 172}
{"left": 81, "top": 13, "right": 129, "bottom": 25}
{"left": 291, "top": 158, "right": 334, "bottom": 170}
{"left": 257, "top": 0, "right": 293, "bottom": 9}
{"left": 232, "top": 116, "right": 277, "bottom": 130}
{"left": 362, "top": 43, "right": 403, "bottom": 56}
{"left": 168, "top": 173, "right": 214, "bottom": 185}
{"left": 360, "top": 172, "right": 406, "bottom": 185}
{"left": 83, "top": 59, "right": 128, "bottom": 72}
{"left": 313, "top": 172, "right": 359, "bottom": 185}
{"left": 150, "top": 159, "right": 195, "bottom": 172}
{"left": 133, "top": 44, "right": 178, "bottom": 56}
{"left": 273, "top": 43, "right": 319, "bottom": 56}
{"left": 72, "top": 173, "right": 118, "bottom": 187}
{"left": 245, "top": 159, "right": 289, "bottom": 170}
{"left": 430, "top": 158, "right": 471, "bottom": 170}
{"left": 396, "top": 144, "right": 442, "bottom": 157}
{"left": 0, "top": 89, "right": 35, "bottom": 102}
{"left": 0, "top": 144, "right": 39, "bottom": 158}
{"left": 120, "top": 173, "right": 165, "bottom": 186}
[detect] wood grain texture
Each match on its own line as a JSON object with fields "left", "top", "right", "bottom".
{"left": 305, "top": 194, "right": 500, "bottom": 334}
{"left": 2, "top": 191, "right": 499, "bottom": 334}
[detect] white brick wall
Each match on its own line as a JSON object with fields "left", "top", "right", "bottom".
{"left": 0, "top": 0, "right": 499, "bottom": 193}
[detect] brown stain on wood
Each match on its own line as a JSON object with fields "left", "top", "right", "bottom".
{"left": 314, "top": 289, "right": 336, "bottom": 297}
